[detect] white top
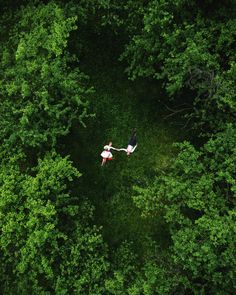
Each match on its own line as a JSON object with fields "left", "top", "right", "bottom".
{"left": 127, "top": 145, "right": 133, "bottom": 152}
{"left": 127, "top": 144, "right": 137, "bottom": 153}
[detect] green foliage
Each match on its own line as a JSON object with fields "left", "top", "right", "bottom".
{"left": 0, "top": 152, "right": 108, "bottom": 294}
{"left": 0, "top": 1, "right": 235, "bottom": 294}
{"left": 0, "top": 2, "right": 92, "bottom": 150}
{"left": 105, "top": 240, "right": 188, "bottom": 295}
{"left": 105, "top": 242, "right": 139, "bottom": 294}
{"left": 114, "top": 0, "right": 236, "bottom": 133}
{"left": 133, "top": 124, "right": 236, "bottom": 293}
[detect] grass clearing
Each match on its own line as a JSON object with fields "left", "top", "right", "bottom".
{"left": 61, "top": 43, "right": 188, "bottom": 254}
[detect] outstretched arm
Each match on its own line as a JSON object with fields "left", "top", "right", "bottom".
{"left": 109, "top": 146, "right": 122, "bottom": 151}
{"left": 132, "top": 144, "right": 137, "bottom": 153}
{"left": 109, "top": 147, "right": 128, "bottom": 152}
{"left": 116, "top": 148, "right": 127, "bottom": 152}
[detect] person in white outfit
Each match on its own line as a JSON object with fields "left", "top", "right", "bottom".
{"left": 101, "top": 142, "right": 120, "bottom": 166}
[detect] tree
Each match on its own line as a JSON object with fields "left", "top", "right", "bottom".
{"left": 0, "top": 151, "right": 109, "bottom": 294}
{"left": 103, "top": 0, "right": 236, "bottom": 134}
{"left": 133, "top": 124, "right": 236, "bottom": 294}
{"left": 0, "top": 2, "right": 92, "bottom": 150}
{"left": 105, "top": 241, "right": 186, "bottom": 295}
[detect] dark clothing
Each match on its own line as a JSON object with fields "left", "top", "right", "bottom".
{"left": 128, "top": 133, "right": 137, "bottom": 147}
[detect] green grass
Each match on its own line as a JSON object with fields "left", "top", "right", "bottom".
{"left": 61, "top": 40, "right": 188, "bottom": 256}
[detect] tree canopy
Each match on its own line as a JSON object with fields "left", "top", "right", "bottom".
{"left": 0, "top": 0, "right": 235, "bottom": 294}
{"left": 0, "top": 2, "right": 91, "bottom": 150}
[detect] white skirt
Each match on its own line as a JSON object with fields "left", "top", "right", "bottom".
{"left": 101, "top": 150, "right": 113, "bottom": 159}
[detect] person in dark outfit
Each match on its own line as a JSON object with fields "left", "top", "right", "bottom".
{"left": 126, "top": 129, "right": 137, "bottom": 155}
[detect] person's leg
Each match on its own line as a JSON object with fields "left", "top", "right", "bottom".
{"left": 129, "top": 137, "right": 137, "bottom": 147}
{"left": 128, "top": 133, "right": 137, "bottom": 146}
{"left": 101, "top": 158, "right": 106, "bottom": 166}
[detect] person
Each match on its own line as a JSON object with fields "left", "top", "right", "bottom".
{"left": 126, "top": 129, "right": 137, "bottom": 155}
{"left": 117, "top": 129, "right": 138, "bottom": 155}
{"left": 100, "top": 142, "right": 113, "bottom": 166}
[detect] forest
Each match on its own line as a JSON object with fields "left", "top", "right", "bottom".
{"left": 0, "top": 0, "right": 235, "bottom": 294}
